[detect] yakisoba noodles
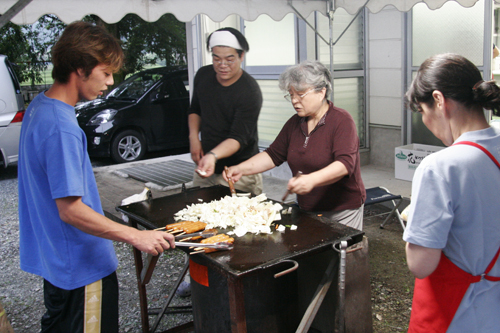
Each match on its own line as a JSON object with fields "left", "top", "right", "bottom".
{"left": 174, "top": 194, "right": 283, "bottom": 237}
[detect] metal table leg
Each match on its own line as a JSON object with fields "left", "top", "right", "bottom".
{"left": 132, "top": 241, "right": 152, "bottom": 333}
{"left": 227, "top": 275, "right": 247, "bottom": 333}
{"left": 295, "top": 240, "right": 348, "bottom": 333}
{"left": 150, "top": 255, "right": 190, "bottom": 332}
{"left": 130, "top": 218, "right": 192, "bottom": 333}
{"left": 337, "top": 240, "right": 348, "bottom": 332}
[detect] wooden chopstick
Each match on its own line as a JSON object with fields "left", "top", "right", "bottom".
{"left": 224, "top": 166, "right": 237, "bottom": 196}
{"left": 281, "top": 171, "right": 303, "bottom": 203}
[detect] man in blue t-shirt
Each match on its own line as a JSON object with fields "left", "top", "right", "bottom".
{"left": 18, "top": 22, "right": 175, "bottom": 333}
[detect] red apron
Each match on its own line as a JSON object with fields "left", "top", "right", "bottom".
{"left": 408, "top": 141, "right": 500, "bottom": 333}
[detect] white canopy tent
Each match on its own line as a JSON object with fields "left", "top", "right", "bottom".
{"left": 0, "top": 0, "right": 483, "bottom": 122}
{"left": 1, "top": 0, "right": 484, "bottom": 138}
{"left": 0, "top": 3, "right": 488, "bottom": 330}
{"left": 0, "top": 0, "right": 483, "bottom": 103}
{"left": 0, "top": 0, "right": 480, "bottom": 94}
{"left": 0, "top": 0, "right": 479, "bottom": 25}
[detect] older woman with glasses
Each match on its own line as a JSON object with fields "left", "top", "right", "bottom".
{"left": 225, "top": 60, "right": 366, "bottom": 230}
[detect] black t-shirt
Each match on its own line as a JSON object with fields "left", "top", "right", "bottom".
{"left": 189, "top": 65, "right": 263, "bottom": 174}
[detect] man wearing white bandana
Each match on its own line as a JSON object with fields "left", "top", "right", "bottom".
{"left": 188, "top": 27, "right": 263, "bottom": 195}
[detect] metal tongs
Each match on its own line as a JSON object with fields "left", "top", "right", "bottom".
{"left": 175, "top": 230, "right": 217, "bottom": 240}
{"left": 174, "top": 241, "right": 234, "bottom": 250}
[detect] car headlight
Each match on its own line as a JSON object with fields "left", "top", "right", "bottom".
{"left": 87, "top": 109, "right": 118, "bottom": 126}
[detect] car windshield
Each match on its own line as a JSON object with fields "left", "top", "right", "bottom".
{"left": 107, "top": 72, "right": 164, "bottom": 100}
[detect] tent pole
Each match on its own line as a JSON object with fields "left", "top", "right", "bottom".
{"left": 329, "top": 0, "right": 368, "bottom": 102}
{"left": 287, "top": 0, "right": 335, "bottom": 100}
{"left": 288, "top": 0, "right": 366, "bottom": 102}
{"left": 329, "top": 0, "right": 335, "bottom": 102}
{"left": 288, "top": 0, "right": 329, "bottom": 45}
{"left": 0, "top": 0, "right": 33, "bottom": 28}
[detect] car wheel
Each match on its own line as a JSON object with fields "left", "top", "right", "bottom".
{"left": 110, "top": 130, "right": 146, "bottom": 163}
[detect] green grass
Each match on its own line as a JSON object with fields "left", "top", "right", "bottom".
{"left": 20, "top": 63, "right": 166, "bottom": 87}
{"left": 20, "top": 64, "right": 54, "bottom": 87}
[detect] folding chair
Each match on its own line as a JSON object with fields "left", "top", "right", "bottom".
{"left": 365, "top": 186, "right": 405, "bottom": 230}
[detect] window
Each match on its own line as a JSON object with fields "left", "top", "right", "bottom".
{"left": 317, "top": 9, "right": 364, "bottom": 70}
{"left": 409, "top": 1, "right": 486, "bottom": 145}
{"left": 244, "top": 14, "right": 296, "bottom": 67}
{"left": 412, "top": 1, "right": 484, "bottom": 66}
{"left": 244, "top": 9, "right": 366, "bottom": 148}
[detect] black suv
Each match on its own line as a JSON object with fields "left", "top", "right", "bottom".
{"left": 76, "top": 66, "right": 190, "bottom": 163}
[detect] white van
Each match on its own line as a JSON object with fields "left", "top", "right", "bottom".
{"left": 0, "top": 55, "right": 25, "bottom": 168}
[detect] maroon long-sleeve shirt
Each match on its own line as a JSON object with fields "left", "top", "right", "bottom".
{"left": 265, "top": 101, "right": 365, "bottom": 212}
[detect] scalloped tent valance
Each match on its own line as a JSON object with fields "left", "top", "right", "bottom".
{"left": 0, "top": 0, "right": 479, "bottom": 25}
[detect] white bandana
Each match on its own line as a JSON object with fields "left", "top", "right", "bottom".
{"left": 208, "top": 30, "right": 243, "bottom": 51}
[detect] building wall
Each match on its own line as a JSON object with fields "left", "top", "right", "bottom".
{"left": 188, "top": 9, "right": 407, "bottom": 170}
{"left": 367, "top": 7, "right": 405, "bottom": 168}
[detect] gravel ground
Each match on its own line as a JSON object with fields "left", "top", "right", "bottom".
{"left": 0, "top": 166, "right": 193, "bottom": 333}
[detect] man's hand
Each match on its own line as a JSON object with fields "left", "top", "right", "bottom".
{"left": 196, "top": 153, "right": 217, "bottom": 178}
{"left": 188, "top": 113, "right": 203, "bottom": 164}
{"left": 55, "top": 196, "right": 176, "bottom": 256}
{"left": 130, "top": 230, "right": 176, "bottom": 256}
{"left": 190, "top": 137, "right": 203, "bottom": 164}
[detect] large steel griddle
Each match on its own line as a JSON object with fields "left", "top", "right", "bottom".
{"left": 117, "top": 185, "right": 365, "bottom": 332}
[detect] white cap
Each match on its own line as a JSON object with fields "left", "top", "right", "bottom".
{"left": 208, "top": 30, "right": 243, "bottom": 51}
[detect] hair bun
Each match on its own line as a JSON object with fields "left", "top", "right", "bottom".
{"left": 472, "top": 80, "right": 500, "bottom": 115}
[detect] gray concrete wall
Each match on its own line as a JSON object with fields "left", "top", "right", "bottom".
{"left": 369, "top": 125, "right": 401, "bottom": 168}
{"left": 366, "top": 7, "right": 406, "bottom": 169}
{"left": 360, "top": 150, "right": 370, "bottom": 167}
{"left": 367, "top": 8, "right": 405, "bottom": 128}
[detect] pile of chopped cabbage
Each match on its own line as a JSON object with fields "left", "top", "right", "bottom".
{"left": 174, "top": 193, "right": 283, "bottom": 237}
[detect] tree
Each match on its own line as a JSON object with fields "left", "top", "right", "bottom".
{"left": 0, "top": 13, "right": 187, "bottom": 87}
{"left": 0, "top": 15, "right": 65, "bottom": 87}
{"left": 88, "top": 14, "right": 187, "bottom": 83}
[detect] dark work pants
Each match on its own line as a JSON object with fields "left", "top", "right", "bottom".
{"left": 41, "top": 271, "right": 118, "bottom": 333}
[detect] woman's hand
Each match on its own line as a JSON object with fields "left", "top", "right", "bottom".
{"left": 224, "top": 165, "right": 243, "bottom": 182}
{"left": 287, "top": 173, "right": 314, "bottom": 195}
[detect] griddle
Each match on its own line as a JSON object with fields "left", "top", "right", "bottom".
{"left": 117, "top": 185, "right": 365, "bottom": 333}
{"left": 117, "top": 185, "right": 364, "bottom": 277}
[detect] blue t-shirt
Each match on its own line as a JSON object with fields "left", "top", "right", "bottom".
{"left": 18, "top": 92, "right": 118, "bottom": 290}
{"left": 403, "top": 127, "right": 500, "bottom": 332}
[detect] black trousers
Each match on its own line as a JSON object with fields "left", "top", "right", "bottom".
{"left": 41, "top": 271, "right": 118, "bottom": 333}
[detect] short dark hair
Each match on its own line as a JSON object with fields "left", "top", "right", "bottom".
{"left": 406, "top": 53, "right": 500, "bottom": 116}
{"left": 51, "top": 21, "right": 124, "bottom": 84}
{"left": 206, "top": 27, "right": 249, "bottom": 57}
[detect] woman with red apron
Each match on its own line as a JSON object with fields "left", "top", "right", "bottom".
{"left": 403, "top": 53, "right": 500, "bottom": 333}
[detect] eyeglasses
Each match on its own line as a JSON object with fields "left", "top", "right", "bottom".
{"left": 213, "top": 58, "right": 236, "bottom": 66}
{"left": 284, "top": 89, "right": 317, "bottom": 102}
